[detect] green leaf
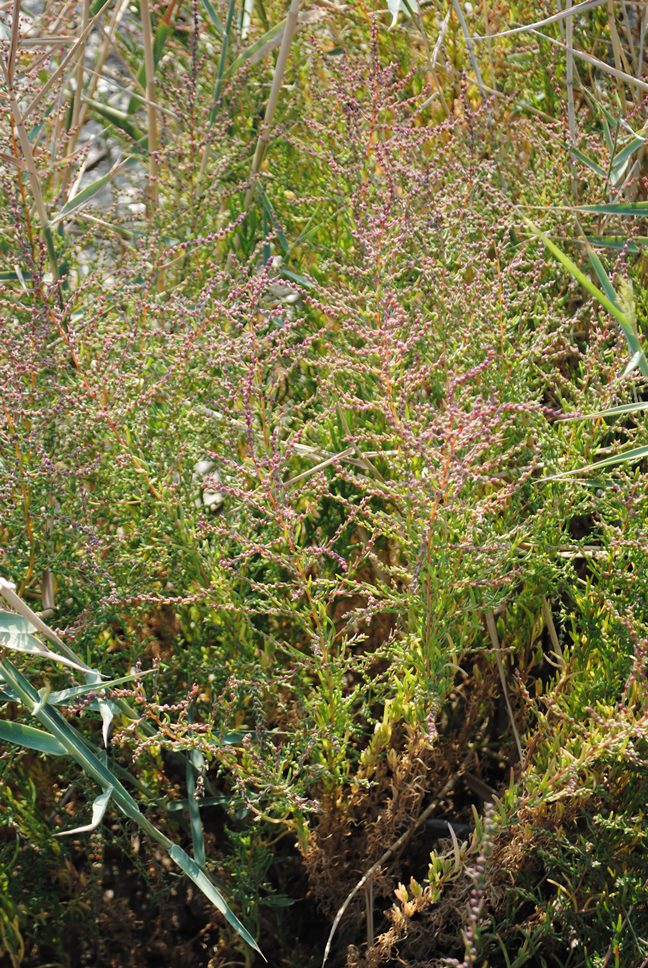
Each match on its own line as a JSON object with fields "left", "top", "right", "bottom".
{"left": 83, "top": 670, "right": 113, "bottom": 747}
{"left": 226, "top": 18, "right": 285, "bottom": 76}
{"left": 56, "top": 785, "right": 113, "bottom": 837}
{"left": 47, "top": 669, "right": 153, "bottom": 706}
{"left": 208, "top": 0, "right": 237, "bottom": 124}
{"left": 186, "top": 752, "right": 206, "bottom": 867}
{"left": 153, "top": 23, "right": 172, "bottom": 68}
{"left": 526, "top": 219, "right": 648, "bottom": 376}
{"left": 0, "top": 612, "right": 39, "bottom": 639}
{"left": 0, "top": 271, "right": 34, "bottom": 282}
{"left": 622, "top": 350, "right": 644, "bottom": 378}
{"left": 0, "top": 719, "right": 67, "bottom": 756}
{"left": 129, "top": 23, "right": 173, "bottom": 114}
{"left": 585, "top": 247, "right": 618, "bottom": 307}
{"left": 601, "top": 110, "right": 614, "bottom": 152}
{"left": 262, "top": 894, "right": 295, "bottom": 908}
{"left": 558, "top": 401, "right": 648, "bottom": 421}
{"left": 610, "top": 135, "right": 645, "bottom": 186}
{"left": 258, "top": 184, "right": 289, "bottom": 256}
{"left": 0, "top": 657, "right": 248, "bottom": 942}
{"left": 587, "top": 236, "right": 648, "bottom": 252}
{"left": 570, "top": 147, "right": 606, "bottom": 179}
{"left": 200, "top": 0, "right": 224, "bottom": 36}
{"left": 0, "top": 658, "right": 141, "bottom": 812}
{"left": 0, "top": 611, "right": 94, "bottom": 673}
{"left": 51, "top": 161, "right": 126, "bottom": 225}
{"left": 168, "top": 845, "right": 265, "bottom": 957}
{"left": 281, "top": 269, "right": 314, "bottom": 289}
{"left": 84, "top": 98, "right": 147, "bottom": 148}
{"left": 0, "top": 581, "right": 97, "bottom": 672}
{"left": 578, "top": 201, "right": 648, "bottom": 216}
{"left": 547, "top": 443, "right": 648, "bottom": 479}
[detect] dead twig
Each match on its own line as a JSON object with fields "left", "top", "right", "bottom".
{"left": 321, "top": 766, "right": 465, "bottom": 966}
{"left": 485, "top": 610, "right": 523, "bottom": 764}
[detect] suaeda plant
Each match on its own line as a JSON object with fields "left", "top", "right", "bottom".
{"left": 1, "top": 0, "right": 647, "bottom": 964}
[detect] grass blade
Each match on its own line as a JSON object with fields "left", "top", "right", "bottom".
{"left": 85, "top": 98, "right": 147, "bottom": 148}
{"left": 558, "top": 401, "right": 648, "bottom": 421}
{"left": 586, "top": 235, "right": 648, "bottom": 252}
{"left": 139, "top": 0, "right": 160, "bottom": 211}
{"left": 585, "top": 247, "right": 619, "bottom": 306}
{"left": 244, "top": 0, "right": 301, "bottom": 209}
{"left": 226, "top": 18, "right": 285, "bottom": 76}
{"left": 0, "top": 578, "right": 87, "bottom": 668}
{"left": 47, "top": 669, "right": 153, "bottom": 706}
{"left": 128, "top": 22, "right": 173, "bottom": 114}
{"left": 526, "top": 218, "right": 648, "bottom": 375}
{"left": 528, "top": 29, "right": 648, "bottom": 95}
{"left": 578, "top": 201, "right": 648, "bottom": 216}
{"left": 0, "top": 658, "right": 142, "bottom": 808}
{"left": 474, "top": 0, "right": 607, "bottom": 40}
{"left": 22, "top": 10, "right": 105, "bottom": 122}
{"left": 51, "top": 160, "right": 127, "bottom": 225}
{"left": 199, "top": 0, "right": 223, "bottom": 36}
{"left": 258, "top": 183, "right": 289, "bottom": 255}
{"left": 0, "top": 657, "right": 262, "bottom": 954}
{"left": 0, "top": 610, "right": 98, "bottom": 673}
{"left": 168, "top": 845, "right": 265, "bottom": 958}
{"left": 55, "top": 785, "right": 113, "bottom": 836}
{"left": 209, "top": 0, "right": 236, "bottom": 123}
{"left": 570, "top": 146, "right": 607, "bottom": 179}
{"left": 186, "top": 751, "right": 206, "bottom": 866}
{"left": 547, "top": 443, "right": 648, "bottom": 478}
{"left": 610, "top": 134, "right": 645, "bottom": 186}
{"left": 0, "top": 719, "right": 67, "bottom": 756}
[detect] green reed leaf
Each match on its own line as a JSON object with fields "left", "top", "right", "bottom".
{"left": 55, "top": 785, "right": 113, "bottom": 837}
{"left": 168, "top": 845, "right": 264, "bottom": 958}
{"left": 0, "top": 719, "right": 67, "bottom": 756}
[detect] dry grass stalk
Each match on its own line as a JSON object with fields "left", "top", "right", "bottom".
{"left": 139, "top": 0, "right": 159, "bottom": 212}
{"left": 321, "top": 769, "right": 464, "bottom": 966}
{"left": 243, "top": 0, "right": 301, "bottom": 210}
{"left": 485, "top": 610, "right": 523, "bottom": 764}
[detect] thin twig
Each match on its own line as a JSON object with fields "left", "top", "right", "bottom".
{"left": 566, "top": 0, "right": 578, "bottom": 199}
{"left": 364, "top": 874, "right": 374, "bottom": 950}
{"left": 243, "top": 0, "right": 300, "bottom": 210}
{"left": 321, "top": 767, "right": 463, "bottom": 966}
{"left": 485, "top": 610, "right": 523, "bottom": 763}
{"left": 638, "top": 4, "right": 647, "bottom": 77}
{"left": 140, "top": 0, "right": 159, "bottom": 212}
{"left": 542, "top": 597, "right": 564, "bottom": 666}
{"left": 528, "top": 27, "right": 648, "bottom": 93}
{"left": 285, "top": 447, "right": 355, "bottom": 485}
{"left": 451, "top": 0, "right": 488, "bottom": 103}
{"left": 13, "top": 35, "right": 78, "bottom": 46}
{"left": 7, "top": 0, "right": 21, "bottom": 84}
{"left": 1, "top": 58, "right": 60, "bottom": 281}
{"left": 473, "top": 0, "right": 607, "bottom": 41}
{"left": 59, "top": 0, "right": 90, "bottom": 200}
{"left": 566, "top": 0, "right": 576, "bottom": 144}
{"left": 412, "top": 5, "right": 450, "bottom": 115}
{"left": 22, "top": 10, "right": 103, "bottom": 121}
{"left": 68, "top": 0, "right": 130, "bottom": 154}
{"left": 607, "top": 0, "right": 630, "bottom": 113}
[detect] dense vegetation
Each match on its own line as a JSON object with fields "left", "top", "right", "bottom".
{"left": 1, "top": 1, "right": 647, "bottom": 965}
